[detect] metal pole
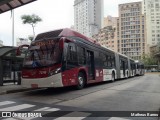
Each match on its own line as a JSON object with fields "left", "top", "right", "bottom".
{"left": 12, "top": 10, "right": 14, "bottom": 46}
{"left": 0, "top": 59, "right": 3, "bottom": 86}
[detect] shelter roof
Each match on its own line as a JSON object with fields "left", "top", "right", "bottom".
{"left": 0, "top": 0, "right": 37, "bottom": 14}
{"left": 0, "top": 46, "right": 16, "bottom": 57}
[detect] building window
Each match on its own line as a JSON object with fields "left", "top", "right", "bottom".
{"left": 156, "top": 3, "right": 159, "bottom": 8}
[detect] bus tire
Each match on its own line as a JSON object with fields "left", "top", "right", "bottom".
{"left": 111, "top": 72, "right": 115, "bottom": 82}
{"left": 76, "top": 72, "right": 85, "bottom": 89}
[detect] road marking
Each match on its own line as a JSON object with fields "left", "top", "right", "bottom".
{"left": 19, "top": 107, "right": 61, "bottom": 120}
{"left": 0, "top": 101, "right": 15, "bottom": 106}
{"left": 54, "top": 112, "right": 91, "bottom": 120}
{"left": 0, "top": 104, "right": 35, "bottom": 111}
{"left": 2, "top": 118, "right": 17, "bottom": 120}
{"left": 43, "top": 108, "right": 60, "bottom": 111}
{"left": 108, "top": 117, "right": 130, "bottom": 120}
{"left": 34, "top": 107, "right": 50, "bottom": 111}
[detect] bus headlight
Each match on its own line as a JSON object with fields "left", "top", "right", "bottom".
{"left": 48, "top": 68, "right": 61, "bottom": 76}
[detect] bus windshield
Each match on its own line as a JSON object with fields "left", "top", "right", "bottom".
{"left": 23, "top": 39, "right": 62, "bottom": 68}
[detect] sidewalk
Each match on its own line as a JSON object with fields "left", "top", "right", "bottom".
{"left": 145, "top": 72, "right": 160, "bottom": 75}
{"left": 0, "top": 83, "right": 33, "bottom": 95}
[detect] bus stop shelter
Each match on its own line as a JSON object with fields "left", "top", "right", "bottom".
{"left": 0, "top": 0, "right": 37, "bottom": 86}
{"left": 0, "top": 46, "right": 25, "bottom": 86}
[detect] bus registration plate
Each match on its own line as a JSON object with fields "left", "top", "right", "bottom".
{"left": 31, "top": 84, "right": 38, "bottom": 88}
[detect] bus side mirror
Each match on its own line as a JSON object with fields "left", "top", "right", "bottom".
{"left": 16, "top": 44, "right": 29, "bottom": 56}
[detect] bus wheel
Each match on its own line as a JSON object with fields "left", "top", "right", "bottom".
{"left": 76, "top": 72, "right": 85, "bottom": 89}
{"left": 111, "top": 72, "right": 115, "bottom": 82}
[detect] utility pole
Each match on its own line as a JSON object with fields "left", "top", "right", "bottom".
{"left": 12, "top": 10, "right": 14, "bottom": 46}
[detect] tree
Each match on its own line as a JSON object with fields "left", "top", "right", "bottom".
{"left": 28, "top": 35, "right": 34, "bottom": 41}
{"left": 21, "top": 14, "right": 42, "bottom": 37}
{"left": 141, "top": 54, "right": 157, "bottom": 66}
{"left": 157, "top": 42, "right": 160, "bottom": 51}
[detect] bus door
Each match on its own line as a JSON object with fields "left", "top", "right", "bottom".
{"left": 122, "top": 61, "right": 125, "bottom": 77}
{"left": 87, "top": 50, "right": 95, "bottom": 80}
{"left": 131, "top": 63, "right": 133, "bottom": 75}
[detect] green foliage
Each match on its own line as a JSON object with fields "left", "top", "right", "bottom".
{"left": 21, "top": 14, "right": 42, "bottom": 25}
{"left": 28, "top": 35, "right": 34, "bottom": 41}
{"left": 21, "top": 14, "right": 42, "bottom": 36}
{"left": 158, "top": 42, "right": 160, "bottom": 50}
{"left": 141, "top": 54, "right": 157, "bottom": 66}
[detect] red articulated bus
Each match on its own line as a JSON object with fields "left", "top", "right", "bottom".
{"left": 18, "top": 28, "right": 144, "bottom": 89}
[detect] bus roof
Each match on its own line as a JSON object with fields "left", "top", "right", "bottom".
{"left": 34, "top": 28, "right": 136, "bottom": 62}
{"left": 35, "top": 28, "right": 100, "bottom": 45}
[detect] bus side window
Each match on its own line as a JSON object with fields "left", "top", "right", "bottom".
{"left": 105, "top": 55, "right": 109, "bottom": 67}
{"left": 77, "top": 46, "right": 86, "bottom": 65}
{"left": 120, "top": 60, "right": 122, "bottom": 69}
{"left": 67, "top": 43, "right": 77, "bottom": 66}
{"left": 108, "top": 55, "right": 112, "bottom": 68}
{"left": 120, "top": 60, "right": 124, "bottom": 70}
{"left": 63, "top": 43, "right": 68, "bottom": 61}
{"left": 110, "top": 56, "right": 115, "bottom": 67}
{"left": 99, "top": 53, "right": 106, "bottom": 68}
{"left": 112, "top": 56, "right": 115, "bottom": 67}
{"left": 126, "top": 60, "right": 128, "bottom": 69}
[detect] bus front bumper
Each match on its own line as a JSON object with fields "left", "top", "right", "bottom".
{"left": 21, "top": 73, "right": 63, "bottom": 88}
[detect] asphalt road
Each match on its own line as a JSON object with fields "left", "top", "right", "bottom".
{"left": 0, "top": 73, "right": 160, "bottom": 120}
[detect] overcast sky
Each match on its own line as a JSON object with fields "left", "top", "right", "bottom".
{"left": 0, "top": 0, "right": 141, "bottom": 46}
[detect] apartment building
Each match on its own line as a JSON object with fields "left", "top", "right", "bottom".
{"left": 117, "top": 2, "right": 147, "bottom": 60}
{"left": 74, "top": 0, "right": 104, "bottom": 38}
{"left": 143, "top": 0, "right": 160, "bottom": 45}
{"left": 92, "top": 26, "right": 117, "bottom": 52}
{"left": 104, "top": 16, "right": 117, "bottom": 27}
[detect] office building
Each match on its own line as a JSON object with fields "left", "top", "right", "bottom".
{"left": 143, "top": 0, "right": 160, "bottom": 45}
{"left": 74, "top": 0, "right": 104, "bottom": 38}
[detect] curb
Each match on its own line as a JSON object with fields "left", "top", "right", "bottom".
{"left": 0, "top": 91, "right": 7, "bottom": 95}
{"left": 0, "top": 88, "right": 34, "bottom": 95}
{"left": 146, "top": 72, "right": 160, "bottom": 74}
{"left": 7, "top": 88, "right": 33, "bottom": 94}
